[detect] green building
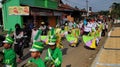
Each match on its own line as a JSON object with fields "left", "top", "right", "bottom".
{"left": 2, "top": 0, "right": 58, "bottom": 31}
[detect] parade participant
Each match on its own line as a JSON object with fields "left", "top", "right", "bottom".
{"left": 97, "top": 21, "right": 103, "bottom": 38}
{"left": 60, "top": 27, "right": 65, "bottom": 38}
{"left": 55, "top": 25, "right": 61, "bottom": 34}
{"left": 48, "top": 27, "right": 55, "bottom": 36}
{"left": 72, "top": 22, "right": 80, "bottom": 37}
{"left": 27, "top": 42, "right": 45, "bottom": 67}
{"left": 95, "top": 26, "right": 101, "bottom": 45}
{"left": 68, "top": 24, "right": 79, "bottom": 47}
{"left": 83, "top": 19, "right": 87, "bottom": 26}
{"left": 40, "top": 26, "right": 54, "bottom": 45}
{"left": 64, "top": 22, "right": 69, "bottom": 31}
{"left": 24, "top": 29, "right": 45, "bottom": 67}
{"left": 88, "top": 28, "right": 96, "bottom": 37}
{"left": 83, "top": 25, "right": 91, "bottom": 35}
{"left": 64, "top": 22, "right": 69, "bottom": 37}
{"left": 78, "top": 21, "right": 84, "bottom": 36}
{"left": 45, "top": 35, "right": 62, "bottom": 67}
{"left": 68, "top": 21, "right": 73, "bottom": 29}
{"left": 39, "top": 22, "right": 47, "bottom": 35}
{"left": 105, "top": 22, "right": 108, "bottom": 32}
{"left": 101, "top": 20, "right": 106, "bottom": 36}
{"left": 31, "top": 26, "right": 39, "bottom": 44}
{"left": 55, "top": 25, "right": 63, "bottom": 49}
{"left": 13, "top": 23, "right": 24, "bottom": 62}
{"left": 23, "top": 23, "right": 31, "bottom": 48}
{"left": 3, "top": 32, "right": 16, "bottom": 67}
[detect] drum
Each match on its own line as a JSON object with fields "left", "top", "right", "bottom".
{"left": 22, "top": 62, "right": 37, "bottom": 67}
{"left": 45, "top": 60, "right": 54, "bottom": 67}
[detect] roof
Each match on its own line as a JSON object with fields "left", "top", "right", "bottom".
{"left": 20, "top": 0, "right": 58, "bottom": 9}
{"left": 58, "top": 3, "right": 80, "bottom": 11}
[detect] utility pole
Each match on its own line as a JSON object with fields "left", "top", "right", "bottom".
{"left": 86, "top": 0, "right": 89, "bottom": 17}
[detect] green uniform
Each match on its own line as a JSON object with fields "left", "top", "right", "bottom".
{"left": 45, "top": 48, "right": 62, "bottom": 67}
{"left": 28, "top": 58, "right": 45, "bottom": 67}
{"left": 3, "top": 48, "right": 16, "bottom": 67}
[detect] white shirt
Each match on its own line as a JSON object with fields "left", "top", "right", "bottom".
{"left": 84, "top": 25, "right": 91, "bottom": 32}
{"left": 68, "top": 22, "right": 73, "bottom": 28}
{"left": 84, "top": 22, "right": 92, "bottom": 32}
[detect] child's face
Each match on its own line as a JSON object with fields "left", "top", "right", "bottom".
{"left": 31, "top": 51, "right": 40, "bottom": 58}
{"left": 3, "top": 43, "right": 10, "bottom": 49}
{"left": 49, "top": 45, "right": 56, "bottom": 50}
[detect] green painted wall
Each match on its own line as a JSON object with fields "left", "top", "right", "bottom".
{"left": 2, "top": 0, "right": 58, "bottom": 31}
{"left": 2, "top": 0, "right": 22, "bottom": 31}
{"left": 20, "top": 0, "right": 58, "bottom": 9}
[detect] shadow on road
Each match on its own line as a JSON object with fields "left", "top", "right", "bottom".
{"left": 66, "top": 64, "right": 71, "bottom": 67}
{"left": 62, "top": 48, "right": 68, "bottom": 55}
{"left": 22, "top": 52, "right": 31, "bottom": 61}
{"left": 84, "top": 46, "right": 95, "bottom": 50}
{"left": 76, "top": 39, "right": 81, "bottom": 47}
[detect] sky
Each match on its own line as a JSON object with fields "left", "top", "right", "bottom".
{"left": 62, "top": 0, "right": 120, "bottom": 12}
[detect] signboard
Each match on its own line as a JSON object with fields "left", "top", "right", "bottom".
{"left": 39, "top": 12, "right": 53, "bottom": 16}
{"left": 54, "top": 12, "right": 62, "bottom": 16}
{"left": 8, "top": 6, "right": 29, "bottom": 15}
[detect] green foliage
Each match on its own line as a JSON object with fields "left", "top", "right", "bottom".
{"left": 98, "top": 10, "right": 109, "bottom": 15}
{"left": 110, "top": 2, "right": 120, "bottom": 18}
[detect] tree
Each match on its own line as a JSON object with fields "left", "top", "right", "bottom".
{"left": 98, "top": 10, "right": 109, "bottom": 15}
{"left": 110, "top": 2, "right": 120, "bottom": 18}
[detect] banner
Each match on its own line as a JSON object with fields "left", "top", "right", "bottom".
{"left": 8, "top": 6, "right": 29, "bottom": 15}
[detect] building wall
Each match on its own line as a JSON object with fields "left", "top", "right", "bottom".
{"left": 2, "top": 0, "right": 58, "bottom": 31}
{"left": 2, "top": 0, "right": 22, "bottom": 31}
{"left": 20, "top": 0, "right": 58, "bottom": 9}
{"left": 48, "top": 16, "right": 56, "bottom": 27}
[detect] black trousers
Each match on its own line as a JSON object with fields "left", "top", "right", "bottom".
{"left": 83, "top": 31, "right": 89, "bottom": 35}
{"left": 101, "top": 29, "right": 105, "bottom": 36}
{"left": 14, "top": 44, "right": 24, "bottom": 59}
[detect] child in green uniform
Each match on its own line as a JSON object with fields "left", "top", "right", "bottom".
{"left": 23, "top": 29, "right": 45, "bottom": 67}
{"left": 28, "top": 41, "right": 45, "bottom": 67}
{"left": 3, "top": 35, "right": 16, "bottom": 67}
{"left": 45, "top": 35, "right": 62, "bottom": 67}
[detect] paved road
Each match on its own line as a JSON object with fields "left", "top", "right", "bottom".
{"left": 17, "top": 36, "right": 106, "bottom": 67}
{"left": 0, "top": 34, "right": 107, "bottom": 67}
{"left": 0, "top": 25, "right": 109, "bottom": 67}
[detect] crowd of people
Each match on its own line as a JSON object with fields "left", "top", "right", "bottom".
{"left": 0, "top": 18, "right": 109, "bottom": 67}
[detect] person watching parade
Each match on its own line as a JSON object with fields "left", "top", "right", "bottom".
{"left": 13, "top": 23, "right": 24, "bottom": 62}
{"left": 39, "top": 22, "right": 47, "bottom": 35}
